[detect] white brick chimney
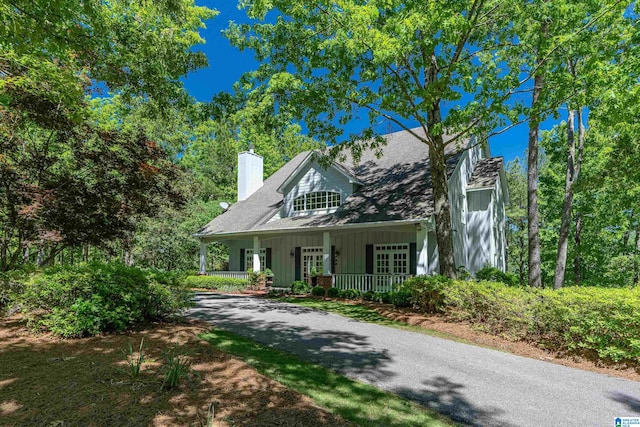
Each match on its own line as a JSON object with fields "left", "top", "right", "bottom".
{"left": 237, "top": 147, "right": 263, "bottom": 201}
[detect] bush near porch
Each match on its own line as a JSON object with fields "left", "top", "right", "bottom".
{"left": 183, "top": 275, "right": 247, "bottom": 291}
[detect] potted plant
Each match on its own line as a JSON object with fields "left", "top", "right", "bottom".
{"left": 309, "top": 267, "right": 319, "bottom": 287}
{"left": 264, "top": 268, "right": 274, "bottom": 287}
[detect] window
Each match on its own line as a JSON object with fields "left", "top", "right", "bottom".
{"left": 245, "top": 249, "right": 266, "bottom": 270}
{"left": 374, "top": 244, "right": 409, "bottom": 275}
{"left": 292, "top": 191, "right": 342, "bottom": 212}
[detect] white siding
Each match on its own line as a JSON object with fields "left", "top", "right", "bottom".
{"left": 447, "top": 143, "right": 484, "bottom": 269}
{"left": 466, "top": 189, "right": 493, "bottom": 273}
{"left": 282, "top": 161, "right": 355, "bottom": 217}
{"left": 226, "top": 229, "right": 416, "bottom": 287}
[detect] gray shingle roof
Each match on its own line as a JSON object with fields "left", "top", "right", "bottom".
{"left": 467, "top": 157, "right": 504, "bottom": 189}
{"left": 198, "top": 127, "right": 486, "bottom": 237}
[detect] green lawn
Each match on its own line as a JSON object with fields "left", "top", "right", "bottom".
{"left": 200, "top": 329, "right": 454, "bottom": 427}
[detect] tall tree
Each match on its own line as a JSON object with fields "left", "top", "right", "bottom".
{"left": 511, "top": 0, "right": 629, "bottom": 287}
{"left": 226, "top": 0, "right": 527, "bottom": 278}
{"left": 505, "top": 159, "right": 528, "bottom": 286}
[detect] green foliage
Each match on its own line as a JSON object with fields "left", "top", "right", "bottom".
{"left": 290, "top": 281, "right": 311, "bottom": 295}
{"left": 20, "top": 262, "right": 193, "bottom": 337}
{"left": 311, "top": 286, "right": 326, "bottom": 297}
{"left": 361, "top": 290, "right": 376, "bottom": 301}
{"left": 443, "top": 281, "right": 640, "bottom": 364}
{"left": 326, "top": 287, "right": 340, "bottom": 298}
{"left": 122, "top": 338, "right": 146, "bottom": 379}
{"left": 183, "top": 275, "right": 247, "bottom": 292}
{"left": 475, "top": 266, "right": 520, "bottom": 287}
{"left": 339, "top": 289, "right": 361, "bottom": 300}
{"left": 389, "top": 291, "right": 412, "bottom": 308}
{"left": 400, "top": 275, "right": 452, "bottom": 313}
{"left": 161, "top": 347, "right": 193, "bottom": 390}
{"left": 374, "top": 292, "right": 392, "bottom": 304}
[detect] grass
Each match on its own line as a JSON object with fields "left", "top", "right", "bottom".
{"left": 200, "top": 328, "right": 454, "bottom": 427}
{"left": 276, "top": 297, "right": 473, "bottom": 343}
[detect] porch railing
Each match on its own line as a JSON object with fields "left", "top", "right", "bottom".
{"left": 333, "top": 274, "right": 412, "bottom": 293}
{"left": 206, "top": 271, "right": 249, "bottom": 280}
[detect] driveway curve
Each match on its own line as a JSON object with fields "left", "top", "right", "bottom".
{"left": 188, "top": 293, "right": 640, "bottom": 427}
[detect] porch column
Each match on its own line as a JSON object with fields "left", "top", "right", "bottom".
{"left": 252, "top": 236, "right": 261, "bottom": 272}
{"left": 416, "top": 223, "right": 429, "bottom": 275}
{"left": 199, "top": 241, "right": 207, "bottom": 275}
{"left": 322, "top": 231, "right": 332, "bottom": 275}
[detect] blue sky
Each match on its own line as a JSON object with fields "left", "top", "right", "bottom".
{"left": 182, "top": 2, "right": 559, "bottom": 163}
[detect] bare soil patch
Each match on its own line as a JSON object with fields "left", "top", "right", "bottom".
{"left": 0, "top": 315, "right": 349, "bottom": 427}
{"left": 358, "top": 300, "right": 640, "bottom": 382}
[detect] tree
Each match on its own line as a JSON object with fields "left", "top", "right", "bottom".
{"left": 510, "top": 0, "right": 631, "bottom": 287}
{"left": 0, "top": 0, "right": 216, "bottom": 270}
{"left": 0, "top": 0, "right": 216, "bottom": 117}
{"left": 226, "top": 0, "right": 526, "bottom": 278}
{"left": 505, "top": 159, "right": 528, "bottom": 286}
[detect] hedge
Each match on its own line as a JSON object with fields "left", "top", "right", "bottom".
{"left": 20, "top": 263, "right": 192, "bottom": 338}
{"left": 442, "top": 280, "right": 640, "bottom": 365}
{"left": 183, "top": 275, "right": 247, "bottom": 291}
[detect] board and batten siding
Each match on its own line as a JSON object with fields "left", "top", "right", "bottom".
{"left": 466, "top": 189, "right": 493, "bottom": 273}
{"left": 281, "top": 161, "right": 355, "bottom": 218}
{"left": 447, "top": 141, "right": 484, "bottom": 270}
{"left": 227, "top": 229, "right": 416, "bottom": 287}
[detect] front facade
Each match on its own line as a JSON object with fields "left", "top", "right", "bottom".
{"left": 196, "top": 128, "right": 508, "bottom": 290}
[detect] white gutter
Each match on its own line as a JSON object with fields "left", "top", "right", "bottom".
{"left": 193, "top": 216, "right": 434, "bottom": 240}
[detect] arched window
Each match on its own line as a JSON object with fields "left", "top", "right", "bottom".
{"left": 293, "top": 191, "right": 341, "bottom": 212}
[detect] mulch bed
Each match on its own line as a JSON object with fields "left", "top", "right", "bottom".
{"left": 0, "top": 315, "right": 349, "bottom": 427}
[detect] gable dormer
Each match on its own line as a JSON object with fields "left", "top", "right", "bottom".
{"left": 278, "top": 153, "right": 362, "bottom": 217}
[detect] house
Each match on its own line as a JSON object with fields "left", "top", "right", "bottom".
{"left": 195, "top": 127, "right": 509, "bottom": 290}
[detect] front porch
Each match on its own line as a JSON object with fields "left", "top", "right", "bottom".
{"left": 199, "top": 221, "right": 439, "bottom": 291}
{"left": 204, "top": 271, "right": 412, "bottom": 292}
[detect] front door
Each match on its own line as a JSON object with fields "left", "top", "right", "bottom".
{"left": 302, "top": 247, "right": 323, "bottom": 283}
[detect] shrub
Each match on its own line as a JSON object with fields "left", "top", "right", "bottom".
{"left": 362, "top": 290, "right": 376, "bottom": 301}
{"left": 267, "top": 288, "right": 289, "bottom": 298}
{"left": 475, "top": 266, "right": 519, "bottom": 287}
{"left": 442, "top": 280, "right": 640, "bottom": 365}
{"left": 20, "top": 262, "right": 193, "bottom": 338}
{"left": 326, "top": 287, "right": 340, "bottom": 298}
{"left": 311, "top": 286, "right": 326, "bottom": 297}
{"left": 184, "top": 275, "right": 247, "bottom": 291}
{"left": 290, "top": 281, "right": 311, "bottom": 295}
{"left": 339, "top": 288, "right": 361, "bottom": 300}
{"left": 389, "top": 290, "right": 413, "bottom": 307}
{"left": 374, "top": 291, "right": 391, "bottom": 304}
{"left": 400, "top": 275, "right": 451, "bottom": 313}
{"left": 0, "top": 269, "right": 28, "bottom": 315}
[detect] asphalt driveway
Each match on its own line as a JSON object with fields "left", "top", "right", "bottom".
{"left": 188, "top": 293, "right": 640, "bottom": 427}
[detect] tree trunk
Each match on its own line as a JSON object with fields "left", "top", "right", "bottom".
{"left": 82, "top": 243, "right": 89, "bottom": 262}
{"left": 634, "top": 224, "right": 640, "bottom": 286}
{"left": 573, "top": 212, "right": 582, "bottom": 285}
{"left": 37, "top": 245, "right": 45, "bottom": 267}
{"left": 424, "top": 54, "right": 456, "bottom": 279}
{"left": 554, "top": 103, "right": 586, "bottom": 289}
{"left": 527, "top": 72, "right": 544, "bottom": 288}
{"left": 23, "top": 245, "right": 30, "bottom": 264}
{"left": 518, "top": 218, "right": 526, "bottom": 286}
{"left": 553, "top": 110, "right": 576, "bottom": 289}
{"left": 430, "top": 139, "right": 457, "bottom": 278}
